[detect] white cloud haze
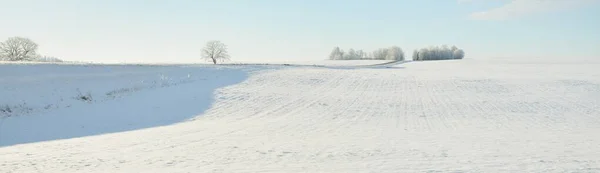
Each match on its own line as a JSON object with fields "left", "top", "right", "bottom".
{"left": 463, "top": 0, "right": 599, "bottom": 20}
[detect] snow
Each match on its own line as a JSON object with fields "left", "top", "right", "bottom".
{"left": 0, "top": 59, "right": 395, "bottom": 67}
{"left": 222, "top": 59, "right": 395, "bottom": 66}
{"left": 0, "top": 64, "right": 256, "bottom": 146}
{"left": 1, "top": 58, "right": 600, "bottom": 172}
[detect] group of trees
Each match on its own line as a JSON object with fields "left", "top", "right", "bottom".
{"left": 412, "top": 45, "right": 465, "bottom": 61}
{"left": 2, "top": 36, "right": 465, "bottom": 64}
{"left": 329, "top": 46, "right": 405, "bottom": 61}
{"left": 329, "top": 45, "right": 466, "bottom": 62}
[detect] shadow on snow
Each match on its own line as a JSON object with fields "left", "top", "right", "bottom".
{"left": 0, "top": 64, "right": 249, "bottom": 147}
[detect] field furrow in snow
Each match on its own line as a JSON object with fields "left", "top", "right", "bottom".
{"left": 1, "top": 59, "right": 600, "bottom": 172}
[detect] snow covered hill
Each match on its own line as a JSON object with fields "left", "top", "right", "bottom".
{"left": 1, "top": 59, "right": 600, "bottom": 172}
{"left": 0, "top": 64, "right": 255, "bottom": 146}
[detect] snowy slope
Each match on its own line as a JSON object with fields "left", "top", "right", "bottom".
{"left": 0, "top": 64, "right": 253, "bottom": 146}
{"left": 1, "top": 58, "right": 600, "bottom": 172}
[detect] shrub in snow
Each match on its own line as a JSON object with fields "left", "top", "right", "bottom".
{"left": 0, "top": 105, "right": 12, "bottom": 114}
{"left": 329, "top": 46, "right": 404, "bottom": 61}
{"left": 412, "top": 45, "right": 465, "bottom": 61}
{"left": 0, "top": 104, "right": 33, "bottom": 117}
{"left": 106, "top": 88, "right": 139, "bottom": 98}
{"left": 74, "top": 89, "right": 93, "bottom": 102}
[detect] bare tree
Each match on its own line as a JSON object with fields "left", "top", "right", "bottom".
{"left": 201, "top": 40, "right": 230, "bottom": 64}
{"left": 0, "top": 37, "right": 39, "bottom": 61}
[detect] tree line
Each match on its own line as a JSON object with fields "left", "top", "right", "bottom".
{"left": 329, "top": 45, "right": 466, "bottom": 61}
{"left": 2, "top": 36, "right": 465, "bottom": 64}
{"left": 329, "top": 46, "right": 405, "bottom": 61}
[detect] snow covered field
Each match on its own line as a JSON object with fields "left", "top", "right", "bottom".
{"left": 222, "top": 59, "right": 394, "bottom": 66}
{"left": 1, "top": 58, "right": 600, "bottom": 172}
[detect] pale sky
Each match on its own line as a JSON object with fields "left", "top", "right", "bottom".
{"left": 1, "top": 0, "right": 599, "bottom": 63}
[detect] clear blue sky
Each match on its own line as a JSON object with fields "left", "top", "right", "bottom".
{"left": 1, "top": 0, "right": 599, "bottom": 63}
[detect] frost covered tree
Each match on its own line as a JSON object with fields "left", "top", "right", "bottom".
{"left": 329, "top": 46, "right": 405, "bottom": 61}
{"left": 372, "top": 48, "right": 388, "bottom": 60}
{"left": 346, "top": 49, "right": 369, "bottom": 60}
{"left": 201, "top": 40, "right": 230, "bottom": 64}
{"left": 418, "top": 48, "right": 428, "bottom": 61}
{"left": 453, "top": 49, "right": 465, "bottom": 59}
{"left": 451, "top": 45, "right": 458, "bottom": 52}
{"left": 412, "top": 50, "right": 419, "bottom": 61}
{"left": 386, "top": 46, "right": 404, "bottom": 61}
{"left": 0, "top": 37, "right": 39, "bottom": 61}
{"left": 412, "top": 45, "right": 465, "bottom": 61}
{"left": 345, "top": 48, "right": 359, "bottom": 60}
{"left": 441, "top": 45, "right": 452, "bottom": 59}
{"left": 356, "top": 50, "right": 367, "bottom": 59}
{"left": 329, "top": 47, "right": 344, "bottom": 60}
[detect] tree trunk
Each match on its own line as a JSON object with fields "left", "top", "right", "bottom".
{"left": 212, "top": 58, "right": 217, "bottom": 64}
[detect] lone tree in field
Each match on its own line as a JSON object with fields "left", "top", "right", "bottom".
{"left": 202, "top": 40, "right": 230, "bottom": 64}
{"left": 0, "top": 37, "right": 39, "bottom": 61}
